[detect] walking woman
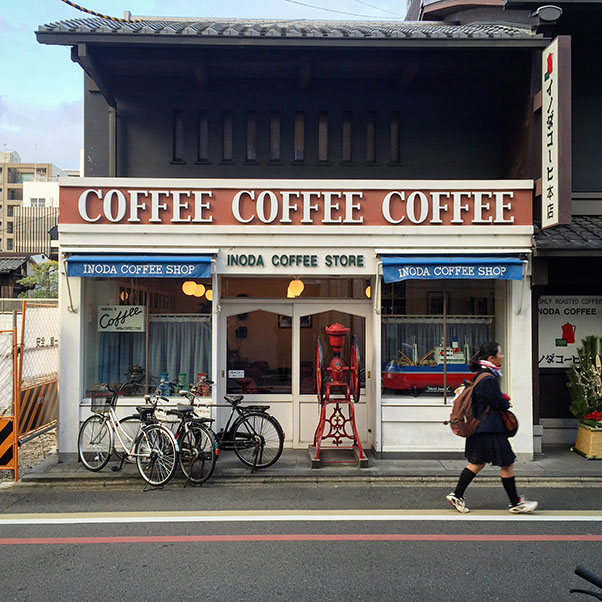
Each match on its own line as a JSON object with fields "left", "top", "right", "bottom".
{"left": 446, "top": 341, "right": 538, "bottom": 514}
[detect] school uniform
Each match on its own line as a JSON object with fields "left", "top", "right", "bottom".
{"left": 464, "top": 367, "right": 516, "bottom": 467}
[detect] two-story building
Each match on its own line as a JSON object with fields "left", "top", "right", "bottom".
{"left": 37, "top": 14, "right": 548, "bottom": 461}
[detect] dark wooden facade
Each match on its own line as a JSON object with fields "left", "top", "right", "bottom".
{"left": 34, "top": 21, "right": 547, "bottom": 183}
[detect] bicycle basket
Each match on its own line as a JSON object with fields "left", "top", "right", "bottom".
{"left": 193, "top": 403, "right": 212, "bottom": 420}
{"left": 89, "top": 391, "right": 114, "bottom": 413}
{"left": 152, "top": 399, "right": 179, "bottom": 425}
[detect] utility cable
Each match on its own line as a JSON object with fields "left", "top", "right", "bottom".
{"left": 282, "top": 0, "right": 403, "bottom": 19}
{"left": 59, "top": 0, "right": 142, "bottom": 23}
{"left": 57, "top": 0, "right": 402, "bottom": 23}
{"left": 349, "top": 0, "right": 405, "bottom": 18}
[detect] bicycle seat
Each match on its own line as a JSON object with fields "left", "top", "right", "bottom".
{"left": 166, "top": 404, "right": 195, "bottom": 416}
{"left": 244, "top": 405, "right": 270, "bottom": 412}
{"left": 136, "top": 406, "right": 154, "bottom": 419}
{"left": 224, "top": 394, "right": 244, "bottom": 405}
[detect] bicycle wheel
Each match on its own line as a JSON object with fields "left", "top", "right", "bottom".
{"left": 232, "top": 411, "right": 284, "bottom": 469}
{"left": 114, "top": 415, "right": 143, "bottom": 463}
{"left": 135, "top": 424, "right": 177, "bottom": 486}
{"left": 178, "top": 424, "right": 217, "bottom": 484}
{"left": 78, "top": 415, "right": 112, "bottom": 471}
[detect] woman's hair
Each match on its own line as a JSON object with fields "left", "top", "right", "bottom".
{"left": 468, "top": 341, "right": 501, "bottom": 372}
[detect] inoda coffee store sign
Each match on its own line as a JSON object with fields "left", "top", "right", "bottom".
{"left": 538, "top": 296, "right": 602, "bottom": 368}
{"left": 98, "top": 306, "right": 145, "bottom": 332}
{"left": 60, "top": 182, "right": 532, "bottom": 226}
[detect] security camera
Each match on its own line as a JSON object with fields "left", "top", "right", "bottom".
{"left": 531, "top": 5, "right": 563, "bottom": 22}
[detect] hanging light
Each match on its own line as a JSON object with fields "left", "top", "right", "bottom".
{"left": 205, "top": 288, "right": 213, "bottom": 301}
{"left": 365, "top": 285, "right": 371, "bottom": 299}
{"left": 287, "top": 278, "right": 304, "bottom": 298}
{"left": 193, "top": 283, "right": 206, "bottom": 297}
{"left": 120, "top": 289, "right": 129, "bottom": 302}
{"left": 182, "top": 280, "right": 197, "bottom": 296}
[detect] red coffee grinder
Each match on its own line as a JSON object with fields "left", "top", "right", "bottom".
{"left": 310, "top": 323, "right": 368, "bottom": 467}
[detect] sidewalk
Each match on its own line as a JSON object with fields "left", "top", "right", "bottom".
{"left": 18, "top": 445, "right": 602, "bottom": 486}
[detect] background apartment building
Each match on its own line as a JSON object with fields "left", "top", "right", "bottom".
{"left": 0, "top": 151, "right": 66, "bottom": 257}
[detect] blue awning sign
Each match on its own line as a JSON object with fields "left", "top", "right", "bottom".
{"left": 66, "top": 255, "right": 212, "bottom": 278}
{"left": 381, "top": 256, "right": 524, "bottom": 283}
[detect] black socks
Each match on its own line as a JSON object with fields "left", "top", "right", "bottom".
{"left": 501, "top": 476, "right": 520, "bottom": 506}
{"left": 455, "top": 470, "right": 520, "bottom": 506}
{"left": 454, "top": 467, "right": 477, "bottom": 499}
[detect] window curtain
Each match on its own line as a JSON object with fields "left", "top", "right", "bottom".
{"left": 98, "top": 332, "right": 145, "bottom": 384}
{"left": 98, "top": 315, "right": 211, "bottom": 388}
{"left": 148, "top": 315, "right": 211, "bottom": 387}
{"left": 382, "top": 318, "right": 492, "bottom": 364}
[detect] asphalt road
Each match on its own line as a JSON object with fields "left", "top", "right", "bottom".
{"left": 1, "top": 483, "right": 601, "bottom": 601}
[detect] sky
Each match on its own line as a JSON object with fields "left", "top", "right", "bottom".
{"left": 0, "top": 0, "right": 406, "bottom": 170}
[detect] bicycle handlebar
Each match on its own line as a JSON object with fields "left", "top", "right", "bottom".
{"left": 105, "top": 379, "right": 144, "bottom": 395}
{"left": 576, "top": 566, "right": 602, "bottom": 590}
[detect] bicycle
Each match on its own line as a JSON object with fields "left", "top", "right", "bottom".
{"left": 571, "top": 566, "right": 602, "bottom": 599}
{"left": 147, "top": 387, "right": 218, "bottom": 485}
{"left": 78, "top": 380, "right": 179, "bottom": 487}
{"left": 180, "top": 379, "right": 285, "bottom": 471}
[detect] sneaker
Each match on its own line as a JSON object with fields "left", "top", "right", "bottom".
{"left": 446, "top": 492, "right": 470, "bottom": 513}
{"left": 509, "top": 497, "right": 538, "bottom": 514}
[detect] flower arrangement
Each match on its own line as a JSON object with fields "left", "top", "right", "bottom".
{"left": 582, "top": 411, "right": 602, "bottom": 430}
{"left": 566, "top": 335, "right": 602, "bottom": 422}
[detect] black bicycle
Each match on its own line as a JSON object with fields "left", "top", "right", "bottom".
{"left": 180, "top": 380, "right": 284, "bottom": 471}
{"left": 163, "top": 403, "right": 218, "bottom": 485}
{"left": 141, "top": 383, "right": 218, "bottom": 485}
{"left": 571, "top": 566, "right": 602, "bottom": 599}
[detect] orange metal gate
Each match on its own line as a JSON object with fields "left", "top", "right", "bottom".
{"left": 16, "top": 301, "right": 59, "bottom": 442}
{"left": 0, "top": 300, "right": 59, "bottom": 481}
{"left": 0, "top": 327, "right": 18, "bottom": 480}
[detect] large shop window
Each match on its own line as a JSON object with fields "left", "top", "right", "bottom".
{"left": 69, "top": 255, "right": 213, "bottom": 396}
{"left": 84, "top": 280, "right": 212, "bottom": 396}
{"left": 380, "top": 256, "right": 523, "bottom": 401}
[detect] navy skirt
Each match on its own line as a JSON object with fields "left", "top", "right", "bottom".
{"left": 465, "top": 432, "right": 516, "bottom": 467}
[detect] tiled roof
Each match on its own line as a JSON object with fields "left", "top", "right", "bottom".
{"left": 535, "top": 216, "right": 602, "bottom": 251}
{"left": 37, "top": 17, "right": 536, "bottom": 41}
{"left": 0, "top": 258, "right": 28, "bottom": 274}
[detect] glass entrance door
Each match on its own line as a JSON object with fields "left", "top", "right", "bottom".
{"left": 225, "top": 307, "right": 293, "bottom": 396}
{"left": 219, "top": 299, "right": 371, "bottom": 449}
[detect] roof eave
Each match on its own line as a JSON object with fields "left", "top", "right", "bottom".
{"left": 35, "top": 31, "right": 548, "bottom": 49}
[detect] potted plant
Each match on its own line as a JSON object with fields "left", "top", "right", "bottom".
{"left": 566, "top": 335, "right": 602, "bottom": 459}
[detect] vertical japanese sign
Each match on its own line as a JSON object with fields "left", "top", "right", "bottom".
{"left": 542, "top": 36, "right": 571, "bottom": 229}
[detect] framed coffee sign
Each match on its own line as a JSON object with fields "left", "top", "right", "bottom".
{"left": 97, "top": 306, "right": 146, "bottom": 332}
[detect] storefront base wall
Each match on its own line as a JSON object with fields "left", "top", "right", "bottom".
{"left": 73, "top": 398, "right": 371, "bottom": 452}
{"left": 380, "top": 411, "right": 534, "bottom": 458}
{"left": 381, "top": 404, "right": 464, "bottom": 452}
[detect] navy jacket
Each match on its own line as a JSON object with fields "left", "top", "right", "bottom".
{"left": 471, "top": 368, "right": 510, "bottom": 434}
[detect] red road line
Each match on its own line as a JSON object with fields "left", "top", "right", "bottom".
{"left": 1, "top": 534, "right": 601, "bottom": 545}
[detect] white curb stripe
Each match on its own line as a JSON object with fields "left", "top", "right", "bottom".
{"left": 0, "top": 510, "right": 601, "bottom": 525}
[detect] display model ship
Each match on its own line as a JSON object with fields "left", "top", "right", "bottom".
{"left": 382, "top": 337, "right": 472, "bottom": 394}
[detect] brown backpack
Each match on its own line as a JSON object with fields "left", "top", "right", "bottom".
{"left": 444, "top": 373, "right": 493, "bottom": 438}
